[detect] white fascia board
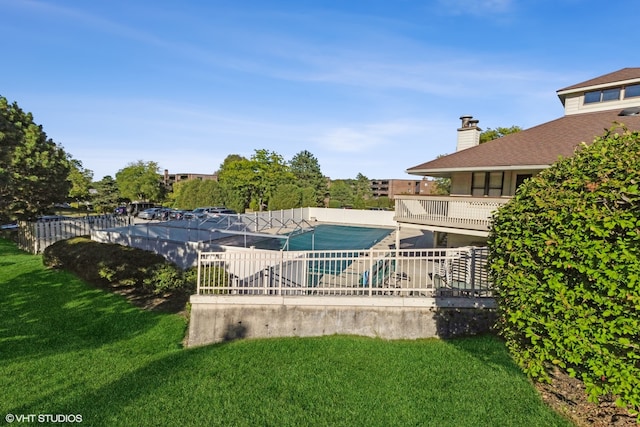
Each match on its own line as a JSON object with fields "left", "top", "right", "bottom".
{"left": 406, "top": 165, "right": 550, "bottom": 176}
{"left": 556, "top": 78, "right": 640, "bottom": 96}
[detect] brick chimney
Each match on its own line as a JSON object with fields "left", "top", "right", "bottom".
{"left": 456, "top": 115, "right": 482, "bottom": 151}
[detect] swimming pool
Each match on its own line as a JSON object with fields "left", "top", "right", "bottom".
{"left": 254, "top": 224, "right": 393, "bottom": 251}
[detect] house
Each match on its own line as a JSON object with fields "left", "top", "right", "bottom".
{"left": 395, "top": 68, "right": 640, "bottom": 248}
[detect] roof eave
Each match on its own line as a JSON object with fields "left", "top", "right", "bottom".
{"left": 406, "top": 164, "right": 550, "bottom": 177}
{"left": 557, "top": 77, "right": 640, "bottom": 96}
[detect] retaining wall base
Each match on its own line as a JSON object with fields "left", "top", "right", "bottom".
{"left": 187, "top": 295, "right": 496, "bottom": 347}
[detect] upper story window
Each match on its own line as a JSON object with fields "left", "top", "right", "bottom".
{"left": 625, "top": 84, "right": 640, "bottom": 99}
{"left": 472, "top": 172, "right": 503, "bottom": 197}
{"left": 584, "top": 87, "right": 621, "bottom": 104}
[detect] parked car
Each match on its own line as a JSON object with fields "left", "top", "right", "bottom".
{"left": 138, "top": 208, "right": 163, "bottom": 220}
{"left": 37, "top": 215, "right": 69, "bottom": 222}
{"left": 127, "top": 202, "right": 156, "bottom": 217}
{"left": 207, "top": 208, "right": 237, "bottom": 217}
{"left": 114, "top": 206, "right": 127, "bottom": 215}
{"left": 0, "top": 221, "right": 18, "bottom": 230}
{"left": 190, "top": 206, "right": 224, "bottom": 218}
{"left": 169, "top": 210, "right": 187, "bottom": 220}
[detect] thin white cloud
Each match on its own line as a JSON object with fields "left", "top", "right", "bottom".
{"left": 317, "top": 120, "right": 429, "bottom": 153}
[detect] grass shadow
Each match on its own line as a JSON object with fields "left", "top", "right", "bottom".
{"left": 0, "top": 243, "right": 173, "bottom": 362}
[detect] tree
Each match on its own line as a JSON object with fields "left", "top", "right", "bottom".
{"left": 480, "top": 125, "right": 522, "bottom": 144}
{"left": 329, "top": 180, "right": 354, "bottom": 208}
{"left": 217, "top": 150, "right": 295, "bottom": 212}
{"left": 92, "top": 175, "right": 120, "bottom": 213}
{"left": 250, "top": 149, "right": 295, "bottom": 211}
{"left": 268, "top": 183, "right": 303, "bottom": 210}
{"left": 432, "top": 177, "right": 451, "bottom": 195}
{"left": 216, "top": 155, "right": 254, "bottom": 213}
{"left": 488, "top": 126, "right": 640, "bottom": 415}
{"left": 289, "top": 150, "right": 327, "bottom": 206}
{"left": 353, "top": 173, "right": 372, "bottom": 208}
{"left": 115, "top": 160, "right": 163, "bottom": 202}
{"left": 0, "top": 96, "right": 71, "bottom": 220}
{"left": 67, "top": 158, "right": 94, "bottom": 205}
{"left": 171, "top": 180, "right": 199, "bottom": 210}
{"left": 196, "top": 180, "right": 223, "bottom": 208}
{"left": 300, "top": 186, "right": 318, "bottom": 208}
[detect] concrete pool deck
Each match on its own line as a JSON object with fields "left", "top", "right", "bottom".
{"left": 92, "top": 209, "right": 435, "bottom": 268}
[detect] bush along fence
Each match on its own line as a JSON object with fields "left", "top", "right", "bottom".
{"left": 17, "top": 215, "right": 132, "bottom": 254}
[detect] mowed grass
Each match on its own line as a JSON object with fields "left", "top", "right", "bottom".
{"left": 0, "top": 239, "right": 572, "bottom": 426}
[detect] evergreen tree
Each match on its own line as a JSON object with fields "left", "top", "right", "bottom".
{"left": 289, "top": 150, "right": 327, "bottom": 206}
{"left": 0, "top": 96, "right": 71, "bottom": 220}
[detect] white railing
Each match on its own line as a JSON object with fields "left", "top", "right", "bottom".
{"left": 197, "top": 246, "right": 492, "bottom": 298}
{"left": 394, "top": 196, "right": 509, "bottom": 231}
{"left": 17, "top": 215, "right": 132, "bottom": 253}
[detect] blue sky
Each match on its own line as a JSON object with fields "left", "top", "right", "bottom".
{"left": 1, "top": 0, "right": 636, "bottom": 181}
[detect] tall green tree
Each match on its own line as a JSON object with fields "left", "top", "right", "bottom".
{"left": 196, "top": 180, "right": 223, "bottom": 208}
{"left": 171, "top": 178, "right": 223, "bottom": 210}
{"left": 289, "top": 150, "right": 327, "bottom": 206}
{"left": 0, "top": 96, "right": 71, "bottom": 220}
{"left": 217, "top": 150, "right": 295, "bottom": 212}
{"left": 67, "top": 158, "right": 94, "bottom": 205}
{"left": 250, "top": 149, "right": 295, "bottom": 211}
{"left": 171, "top": 180, "right": 199, "bottom": 210}
{"left": 115, "top": 160, "right": 163, "bottom": 202}
{"left": 92, "top": 175, "right": 120, "bottom": 213}
{"left": 269, "top": 183, "right": 303, "bottom": 210}
{"left": 353, "top": 173, "right": 372, "bottom": 208}
{"left": 480, "top": 125, "right": 522, "bottom": 143}
{"left": 329, "top": 180, "right": 354, "bottom": 208}
{"left": 216, "top": 155, "right": 254, "bottom": 213}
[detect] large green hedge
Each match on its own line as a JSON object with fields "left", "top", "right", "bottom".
{"left": 43, "top": 237, "right": 196, "bottom": 296}
{"left": 488, "top": 126, "right": 640, "bottom": 414}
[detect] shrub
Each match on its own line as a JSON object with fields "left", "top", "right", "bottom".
{"left": 488, "top": 126, "right": 640, "bottom": 415}
{"left": 144, "top": 264, "right": 197, "bottom": 295}
{"left": 43, "top": 237, "right": 193, "bottom": 295}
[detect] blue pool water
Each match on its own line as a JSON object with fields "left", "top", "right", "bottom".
{"left": 287, "top": 224, "right": 393, "bottom": 251}
{"left": 253, "top": 224, "right": 393, "bottom": 252}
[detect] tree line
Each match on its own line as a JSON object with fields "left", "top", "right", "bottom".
{"left": 1, "top": 96, "right": 392, "bottom": 222}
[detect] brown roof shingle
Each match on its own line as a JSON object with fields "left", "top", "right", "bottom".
{"left": 558, "top": 68, "right": 640, "bottom": 92}
{"left": 406, "top": 109, "right": 640, "bottom": 174}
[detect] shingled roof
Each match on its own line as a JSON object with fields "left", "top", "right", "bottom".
{"left": 406, "top": 109, "right": 640, "bottom": 175}
{"left": 557, "top": 68, "right": 640, "bottom": 92}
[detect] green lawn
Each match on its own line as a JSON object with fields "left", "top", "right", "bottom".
{"left": 0, "top": 239, "right": 572, "bottom": 426}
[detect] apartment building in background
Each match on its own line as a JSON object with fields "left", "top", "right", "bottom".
{"left": 163, "top": 169, "right": 218, "bottom": 192}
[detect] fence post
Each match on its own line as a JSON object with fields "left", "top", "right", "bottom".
{"left": 196, "top": 251, "right": 202, "bottom": 294}
{"left": 468, "top": 247, "right": 476, "bottom": 294}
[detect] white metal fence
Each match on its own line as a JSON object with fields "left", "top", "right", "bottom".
{"left": 197, "top": 246, "right": 491, "bottom": 297}
{"left": 17, "top": 215, "right": 132, "bottom": 254}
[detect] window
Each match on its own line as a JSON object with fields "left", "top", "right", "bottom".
{"left": 584, "top": 87, "right": 621, "bottom": 104}
{"left": 471, "top": 172, "right": 503, "bottom": 196}
{"left": 602, "top": 88, "right": 621, "bottom": 101}
{"left": 584, "top": 91, "right": 601, "bottom": 103}
{"left": 625, "top": 84, "right": 640, "bottom": 99}
{"left": 515, "top": 174, "right": 532, "bottom": 192}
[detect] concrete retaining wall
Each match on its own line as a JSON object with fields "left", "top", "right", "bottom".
{"left": 187, "top": 295, "right": 496, "bottom": 346}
